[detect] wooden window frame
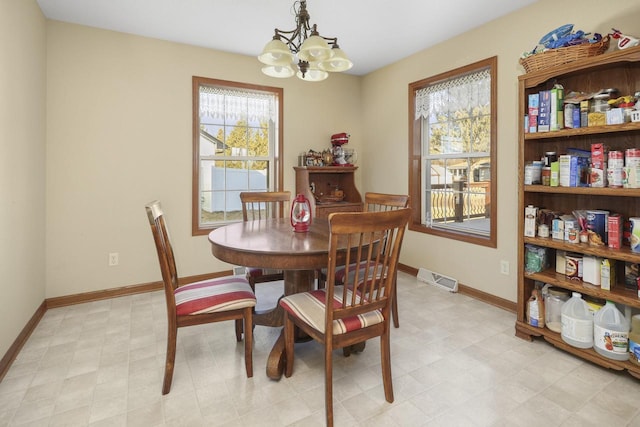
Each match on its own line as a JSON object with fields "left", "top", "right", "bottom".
{"left": 192, "top": 76, "right": 284, "bottom": 236}
{"left": 408, "top": 56, "right": 497, "bottom": 248}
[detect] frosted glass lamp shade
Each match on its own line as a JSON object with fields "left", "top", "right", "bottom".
{"left": 318, "top": 47, "right": 353, "bottom": 72}
{"left": 298, "top": 35, "right": 332, "bottom": 62}
{"left": 262, "top": 64, "right": 296, "bottom": 78}
{"left": 258, "top": 38, "right": 294, "bottom": 65}
{"left": 296, "top": 63, "right": 328, "bottom": 81}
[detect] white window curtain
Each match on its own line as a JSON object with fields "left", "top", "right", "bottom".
{"left": 199, "top": 86, "right": 277, "bottom": 122}
{"left": 414, "top": 69, "right": 490, "bottom": 120}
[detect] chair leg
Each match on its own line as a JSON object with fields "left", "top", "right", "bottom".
{"left": 380, "top": 329, "right": 394, "bottom": 403}
{"left": 284, "top": 315, "right": 294, "bottom": 377}
{"left": 391, "top": 285, "right": 399, "bottom": 328}
{"left": 235, "top": 319, "right": 243, "bottom": 341}
{"left": 389, "top": 273, "right": 399, "bottom": 328}
{"left": 162, "top": 321, "right": 178, "bottom": 395}
{"left": 325, "top": 337, "right": 334, "bottom": 427}
{"left": 244, "top": 308, "right": 253, "bottom": 378}
{"left": 317, "top": 270, "right": 326, "bottom": 289}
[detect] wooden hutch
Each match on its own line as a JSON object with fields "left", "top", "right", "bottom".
{"left": 294, "top": 166, "right": 363, "bottom": 219}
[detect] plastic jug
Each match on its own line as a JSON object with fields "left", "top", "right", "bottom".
{"left": 561, "top": 292, "right": 593, "bottom": 348}
{"left": 594, "top": 301, "right": 629, "bottom": 361}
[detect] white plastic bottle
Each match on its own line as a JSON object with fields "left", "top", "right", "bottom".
{"left": 561, "top": 292, "right": 593, "bottom": 349}
{"left": 594, "top": 301, "right": 630, "bottom": 361}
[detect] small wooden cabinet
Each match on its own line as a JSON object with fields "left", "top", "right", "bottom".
{"left": 294, "top": 166, "right": 363, "bottom": 219}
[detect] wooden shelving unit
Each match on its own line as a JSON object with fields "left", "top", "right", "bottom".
{"left": 516, "top": 45, "right": 640, "bottom": 379}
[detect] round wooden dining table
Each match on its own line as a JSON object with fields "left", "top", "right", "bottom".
{"left": 209, "top": 217, "right": 353, "bottom": 379}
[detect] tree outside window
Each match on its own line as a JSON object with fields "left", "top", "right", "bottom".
{"left": 192, "top": 77, "right": 283, "bottom": 235}
{"left": 409, "top": 57, "right": 497, "bottom": 247}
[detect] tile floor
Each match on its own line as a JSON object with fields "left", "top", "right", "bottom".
{"left": 1, "top": 272, "right": 640, "bottom": 426}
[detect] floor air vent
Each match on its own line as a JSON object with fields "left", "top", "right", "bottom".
{"left": 417, "top": 268, "right": 458, "bottom": 292}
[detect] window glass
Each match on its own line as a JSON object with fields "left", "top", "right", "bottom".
{"left": 409, "top": 57, "right": 497, "bottom": 247}
{"left": 193, "top": 77, "right": 283, "bottom": 234}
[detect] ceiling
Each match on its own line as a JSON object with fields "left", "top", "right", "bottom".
{"left": 36, "top": 0, "right": 538, "bottom": 76}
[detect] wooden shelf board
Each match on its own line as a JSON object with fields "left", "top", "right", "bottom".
{"left": 523, "top": 236, "right": 640, "bottom": 262}
{"left": 525, "top": 269, "right": 639, "bottom": 307}
{"left": 524, "top": 122, "right": 640, "bottom": 140}
{"left": 516, "top": 321, "right": 640, "bottom": 376}
{"left": 523, "top": 185, "right": 640, "bottom": 197}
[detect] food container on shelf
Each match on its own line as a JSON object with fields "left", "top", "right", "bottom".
{"left": 545, "top": 287, "right": 570, "bottom": 333}
{"left": 561, "top": 292, "right": 593, "bottom": 349}
{"left": 594, "top": 301, "right": 630, "bottom": 361}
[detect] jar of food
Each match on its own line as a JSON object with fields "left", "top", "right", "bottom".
{"left": 544, "top": 151, "right": 557, "bottom": 167}
{"left": 538, "top": 224, "right": 549, "bottom": 238}
{"left": 592, "top": 93, "right": 611, "bottom": 113}
{"left": 545, "top": 287, "right": 570, "bottom": 333}
{"left": 541, "top": 167, "right": 551, "bottom": 186}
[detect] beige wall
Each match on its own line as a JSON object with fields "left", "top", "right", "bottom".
{"left": 3, "top": 0, "right": 640, "bottom": 358}
{"left": 361, "top": 0, "right": 640, "bottom": 302}
{"left": 0, "top": 0, "right": 47, "bottom": 356}
{"left": 45, "top": 21, "right": 362, "bottom": 298}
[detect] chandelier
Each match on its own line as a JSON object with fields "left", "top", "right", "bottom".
{"left": 258, "top": 0, "right": 353, "bottom": 82}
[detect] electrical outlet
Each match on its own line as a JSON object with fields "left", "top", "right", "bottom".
{"left": 500, "top": 260, "right": 509, "bottom": 275}
{"left": 108, "top": 252, "right": 119, "bottom": 266}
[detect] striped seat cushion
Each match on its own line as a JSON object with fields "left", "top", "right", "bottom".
{"left": 279, "top": 286, "right": 384, "bottom": 335}
{"left": 174, "top": 276, "right": 256, "bottom": 316}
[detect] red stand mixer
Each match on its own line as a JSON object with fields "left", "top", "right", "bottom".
{"left": 330, "top": 133, "right": 353, "bottom": 166}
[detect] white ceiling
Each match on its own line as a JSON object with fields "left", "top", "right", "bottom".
{"left": 36, "top": 0, "right": 538, "bottom": 76}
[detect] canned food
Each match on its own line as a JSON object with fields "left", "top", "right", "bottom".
{"left": 626, "top": 149, "right": 640, "bottom": 167}
{"left": 538, "top": 224, "right": 549, "bottom": 238}
{"left": 567, "top": 227, "right": 579, "bottom": 244}
{"left": 565, "top": 253, "right": 583, "bottom": 279}
{"left": 524, "top": 165, "right": 533, "bottom": 185}
{"left": 608, "top": 167, "right": 623, "bottom": 188}
{"left": 609, "top": 151, "right": 624, "bottom": 169}
{"left": 524, "top": 162, "right": 542, "bottom": 185}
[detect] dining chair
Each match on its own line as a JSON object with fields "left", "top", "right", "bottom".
{"left": 319, "top": 192, "right": 410, "bottom": 328}
{"left": 280, "top": 208, "right": 411, "bottom": 427}
{"left": 145, "top": 200, "right": 256, "bottom": 394}
{"left": 239, "top": 191, "right": 291, "bottom": 292}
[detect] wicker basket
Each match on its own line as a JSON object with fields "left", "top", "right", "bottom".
{"left": 520, "top": 36, "right": 610, "bottom": 73}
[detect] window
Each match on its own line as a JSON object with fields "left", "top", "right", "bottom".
{"left": 408, "top": 57, "right": 497, "bottom": 247}
{"left": 192, "top": 77, "right": 283, "bottom": 235}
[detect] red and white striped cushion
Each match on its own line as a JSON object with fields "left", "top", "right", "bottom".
{"left": 279, "top": 286, "right": 384, "bottom": 335}
{"left": 174, "top": 276, "right": 256, "bottom": 316}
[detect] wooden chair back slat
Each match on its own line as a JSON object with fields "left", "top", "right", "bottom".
{"left": 240, "top": 191, "right": 291, "bottom": 221}
{"left": 364, "top": 192, "right": 410, "bottom": 212}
